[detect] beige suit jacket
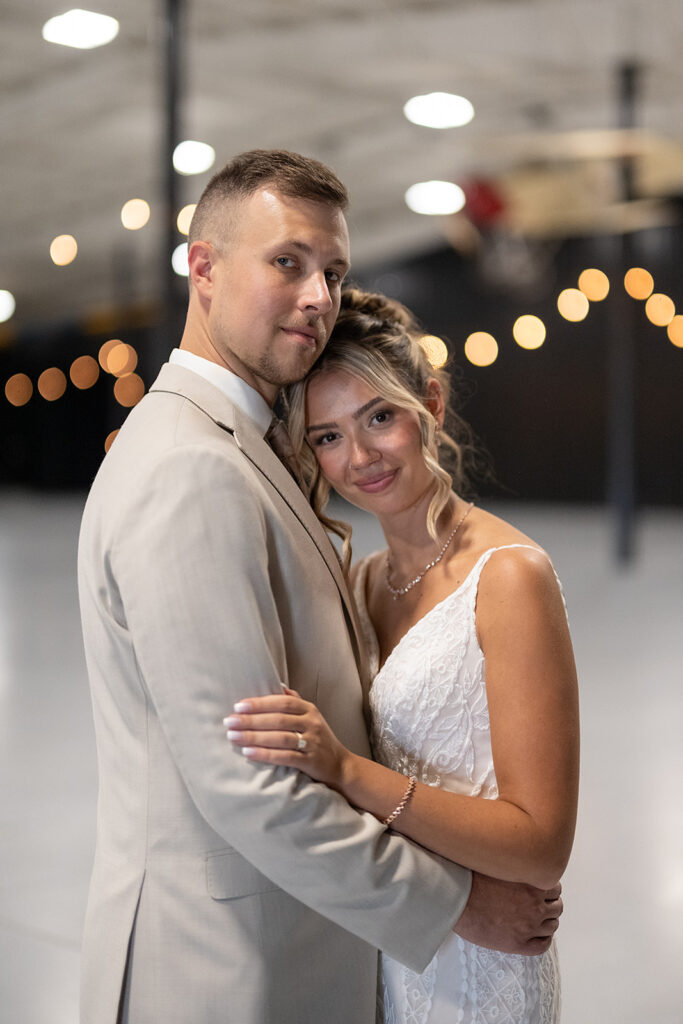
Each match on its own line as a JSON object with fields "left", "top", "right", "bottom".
{"left": 78, "top": 363, "right": 471, "bottom": 1024}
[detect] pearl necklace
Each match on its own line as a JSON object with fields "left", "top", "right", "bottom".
{"left": 385, "top": 503, "right": 474, "bottom": 599}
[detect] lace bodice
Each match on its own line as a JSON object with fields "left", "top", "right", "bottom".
{"left": 352, "top": 545, "right": 561, "bottom": 1024}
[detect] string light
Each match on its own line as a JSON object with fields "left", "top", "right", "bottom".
{"left": 70, "top": 355, "right": 100, "bottom": 389}
{"left": 419, "top": 334, "right": 449, "bottom": 368}
{"left": 99, "top": 338, "right": 122, "bottom": 371}
{"left": 667, "top": 316, "right": 683, "bottom": 348}
{"left": 177, "top": 204, "right": 196, "bottom": 235}
{"left": 578, "top": 269, "right": 610, "bottom": 302}
{"left": 50, "top": 234, "right": 78, "bottom": 266}
{"left": 464, "top": 332, "right": 498, "bottom": 367}
{"left": 557, "top": 288, "right": 589, "bottom": 322}
{"left": 513, "top": 315, "right": 546, "bottom": 350}
{"left": 106, "top": 342, "right": 138, "bottom": 377}
{"left": 624, "top": 267, "right": 654, "bottom": 300}
{"left": 5, "top": 373, "right": 32, "bottom": 407}
{"left": 37, "top": 368, "right": 67, "bottom": 401}
{"left": 644, "top": 293, "right": 675, "bottom": 327}
{"left": 114, "top": 373, "right": 145, "bottom": 407}
{"left": 104, "top": 429, "right": 119, "bottom": 453}
{"left": 121, "top": 199, "right": 150, "bottom": 231}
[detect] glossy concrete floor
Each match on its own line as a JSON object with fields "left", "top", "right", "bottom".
{"left": 0, "top": 491, "right": 681, "bottom": 1024}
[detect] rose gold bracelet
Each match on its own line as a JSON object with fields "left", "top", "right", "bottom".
{"left": 382, "top": 776, "right": 417, "bottom": 827}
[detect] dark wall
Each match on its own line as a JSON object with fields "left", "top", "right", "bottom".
{"left": 357, "top": 228, "right": 683, "bottom": 505}
{"left": 1, "top": 227, "right": 682, "bottom": 503}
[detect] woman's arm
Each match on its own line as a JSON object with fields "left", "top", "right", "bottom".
{"left": 226, "top": 547, "right": 579, "bottom": 888}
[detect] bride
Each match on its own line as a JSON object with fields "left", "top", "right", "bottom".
{"left": 226, "top": 288, "right": 579, "bottom": 1023}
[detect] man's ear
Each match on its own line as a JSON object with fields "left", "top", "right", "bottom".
{"left": 188, "top": 241, "right": 215, "bottom": 297}
{"left": 425, "top": 377, "right": 446, "bottom": 429}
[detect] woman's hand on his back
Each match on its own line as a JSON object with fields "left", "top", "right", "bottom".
{"left": 224, "top": 689, "right": 353, "bottom": 789}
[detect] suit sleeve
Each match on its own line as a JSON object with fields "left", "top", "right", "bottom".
{"left": 112, "top": 443, "right": 471, "bottom": 971}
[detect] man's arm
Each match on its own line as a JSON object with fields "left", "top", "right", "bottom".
{"left": 111, "top": 444, "right": 469, "bottom": 971}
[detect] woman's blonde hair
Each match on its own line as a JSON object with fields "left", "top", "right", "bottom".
{"left": 284, "top": 288, "right": 475, "bottom": 571}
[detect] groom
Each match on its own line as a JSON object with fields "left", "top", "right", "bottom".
{"left": 78, "top": 149, "right": 561, "bottom": 1024}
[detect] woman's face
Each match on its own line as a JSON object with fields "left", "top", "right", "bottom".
{"left": 305, "top": 368, "right": 438, "bottom": 518}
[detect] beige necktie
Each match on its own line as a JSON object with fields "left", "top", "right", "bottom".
{"left": 266, "top": 418, "right": 305, "bottom": 488}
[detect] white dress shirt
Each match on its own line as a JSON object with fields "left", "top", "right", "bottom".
{"left": 169, "top": 348, "right": 272, "bottom": 436}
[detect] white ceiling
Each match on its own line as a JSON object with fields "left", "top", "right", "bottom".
{"left": 3, "top": 0, "right": 683, "bottom": 331}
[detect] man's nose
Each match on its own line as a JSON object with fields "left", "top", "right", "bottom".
{"left": 299, "top": 272, "right": 333, "bottom": 314}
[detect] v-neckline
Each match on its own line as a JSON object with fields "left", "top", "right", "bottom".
{"left": 364, "top": 549, "right": 492, "bottom": 676}
{"left": 360, "top": 543, "right": 545, "bottom": 678}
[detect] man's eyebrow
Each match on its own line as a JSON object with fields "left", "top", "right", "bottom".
{"left": 280, "top": 240, "right": 350, "bottom": 272}
{"left": 306, "top": 397, "right": 382, "bottom": 434}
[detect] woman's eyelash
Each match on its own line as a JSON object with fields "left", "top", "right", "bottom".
{"left": 371, "top": 408, "right": 392, "bottom": 423}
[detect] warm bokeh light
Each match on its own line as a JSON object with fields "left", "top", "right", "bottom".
{"left": 419, "top": 334, "right": 449, "bottom": 368}
{"left": 121, "top": 198, "right": 150, "bottom": 230}
{"left": 405, "top": 181, "right": 465, "bottom": 216}
{"left": 37, "top": 367, "right": 67, "bottom": 401}
{"left": 172, "top": 242, "right": 189, "bottom": 277}
{"left": 42, "top": 9, "right": 119, "bottom": 49}
{"left": 50, "top": 234, "right": 78, "bottom": 266}
{"left": 177, "top": 204, "right": 196, "bottom": 235}
{"left": 578, "top": 268, "right": 610, "bottom": 302}
{"left": 666, "top": 315, "right": 683, "bottom": 348}
{"left": 513, "top": 315, "right": 546, "bottom": 350}
{"left": 5, "top": 373, "right": 33, "bottom": 407}
{"left": 403, "top": 92, "right": 474, "bottom": 129}
{"left": 99, "top": 338, "right": 122, "bottom": 372}
{"left": 70, "top": 355, "right": 100, "bottom": 389}
{"left": 464, "top": 332, "right": 498, "bottom": 367}
{"left": 645, "top": 293, "right": 676, "bottom": 327}
{"left": 114, "top": 373, "right": 145, "bottom": 407}
{"left": 624, "top": 267, "right": 654, "bottom": 300}
{"left": 107, "top": 342, "right": 138, "bottom": 377}
{"left": 104, "top": 429, "right": 119, "bottom": 453}
{"left": 557, "top": 288, "right": 589, "bottom": 322}
{"left": 0, "top": 289, "right": 16, "bottom": 323}
{"left": 173, "top": 140, "right": 216, "bottom": 175}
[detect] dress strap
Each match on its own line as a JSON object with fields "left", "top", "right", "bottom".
{"left": 467, "top": 543, "right": 567, "bottom": 621}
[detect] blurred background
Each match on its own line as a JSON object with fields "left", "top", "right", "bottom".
{"left": 1, "top": 1, "right": 681, "bottom": 1021}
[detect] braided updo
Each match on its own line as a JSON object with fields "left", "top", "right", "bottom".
{"left": 284, "top": 287, "right": 475, "bottom": 570}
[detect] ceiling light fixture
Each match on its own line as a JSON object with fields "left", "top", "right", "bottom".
{"left": 0, "top": 289, "right": 16, "bottom": 323}
{"left": 173, "top": 141, "right": 216, "bottom": 175}
{"left": 42, "top": 9, "right": 119, "bottom": 50}
{"left": 404, "top": 92, "right": 474, "bottom": 129}
{"left": 405, "top": 180, "right": 465, "bottom": 216}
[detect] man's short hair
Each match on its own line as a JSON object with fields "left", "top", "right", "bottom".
{"left": 188, "top": 149, "right": 348, "bottom": 246}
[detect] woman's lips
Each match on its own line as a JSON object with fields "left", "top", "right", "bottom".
{"left": 354, "top": 470, "right": 397, "bottom": 493}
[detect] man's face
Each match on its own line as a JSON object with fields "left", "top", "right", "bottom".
{"left": 195, "top": 187, "right": 350, "bottom": 404}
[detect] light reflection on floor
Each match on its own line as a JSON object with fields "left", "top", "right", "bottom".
{"left": 0, "top": 491, "right": 681, "bottom": 1023}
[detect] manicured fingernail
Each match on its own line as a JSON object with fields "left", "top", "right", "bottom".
{"left": 226, "top": 730, "right": 242, "bottom": 742}
{"left": 223, "top": 716, "right": 240, "bottom": 728}
{"left": 233, "top": 701, "right": 251, "bottom": 712}
{"left": 241, "top": 747, "right": 256, "bottom": 757}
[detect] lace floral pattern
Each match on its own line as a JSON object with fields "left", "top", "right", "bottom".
{"left": 355, "top": 546, "right": 562, "bottom": 1024}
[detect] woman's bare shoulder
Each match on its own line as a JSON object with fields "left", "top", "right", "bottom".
{"left": 461, "top": 506, "right": 558, "bottom": 605}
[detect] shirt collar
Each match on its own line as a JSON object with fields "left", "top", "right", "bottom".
{"left": 169, "top": 348, "right": 273, "bottom": 436}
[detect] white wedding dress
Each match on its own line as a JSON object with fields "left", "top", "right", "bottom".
{"left": 352, "top": 545, "right": 562, "bottom": 1024}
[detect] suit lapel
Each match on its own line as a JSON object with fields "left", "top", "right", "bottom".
{"left": 149, "top": 364, "right": 368, "bottom": 679}
{"left": 233, "top": 408, "right": 368, "bottom": 677}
